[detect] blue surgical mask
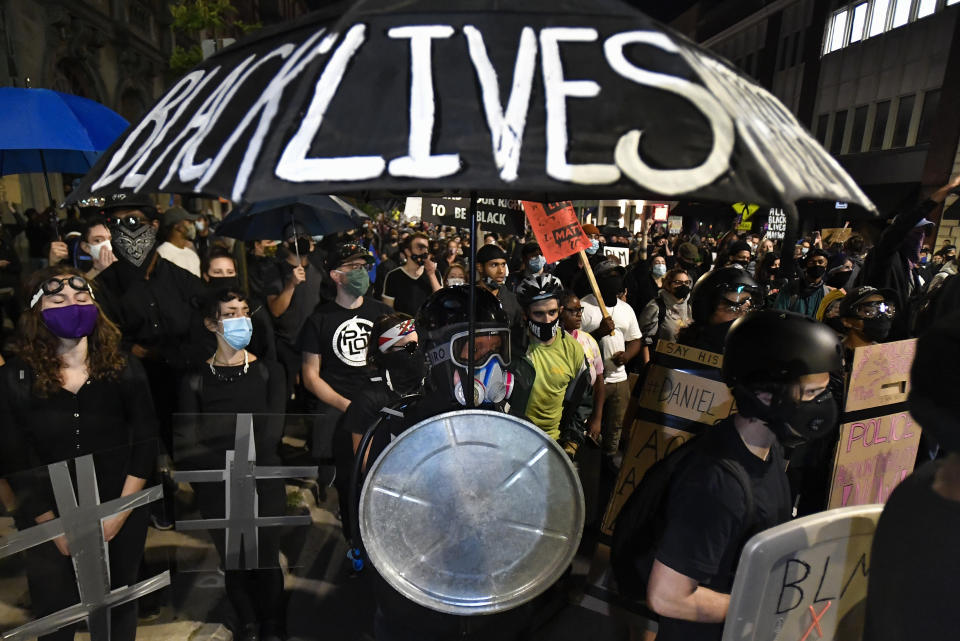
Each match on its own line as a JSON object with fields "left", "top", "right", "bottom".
{"left": 586, "top": 239, "right": 600, "bottom": 255}
{"left": 652, "top": 263, "right": 667, "bottom": 278}
{"left": 220, "top": 317, "right": 252, "bottom": 350}
{"left": 528, "top": 255, "right": 546, "bottom": 273}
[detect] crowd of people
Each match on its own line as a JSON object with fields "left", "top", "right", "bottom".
{"left": 0, "top": 173, "right": 958, "bottom": 641}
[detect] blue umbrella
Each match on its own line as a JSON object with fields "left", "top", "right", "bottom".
{"left": 0, "top": 87, "right": 128, "bottom": 200}
{"left": 217, "top": 194, "right": 369, "bottom": 241}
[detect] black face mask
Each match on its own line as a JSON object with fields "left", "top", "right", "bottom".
{"left": 806, "top": 264, "right": 827, "bottom": 281}
{"left": 767, "top": 267, "right": 780, "bottom": 280}
{"left": 673, "top": 285, "right": 691, "bottom": 300}
{"left": 826, "top": 269, "right": 852, "bottom": 289}
{"left": 598, "top": 276, "right": 624, "bottom": 308}
{"left": 528, "top": 317, "right": 559, "bottom": 341}
{"left": 379, "top": 348, "right": 427, "bottom": 395}
{"left": 735, "top": 385, "right": 839, "bottom": 448}
{"left": 288, "top": 237, "right": 311, "bottom": 256}
{"left": 860, "top": 316, "right": 893, "bottom": 342}
{"left": 410, "top": 252, "right": 428, "bottom": 266}
{"left": 206, "top": 276, "right": 240, "bottom": 291}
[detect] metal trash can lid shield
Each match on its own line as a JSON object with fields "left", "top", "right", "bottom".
{"left": 359, "top": 409, "right": 585, "bottom": 615}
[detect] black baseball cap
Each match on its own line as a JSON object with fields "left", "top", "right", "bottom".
{"left": 102, "top": 192, "right": 157, "bottom": 216}
{"left": 324, "top": 242, "right": 373, "bottom": 271}
{"left": 839, "top": 286, "right": 896, "bottom": 317}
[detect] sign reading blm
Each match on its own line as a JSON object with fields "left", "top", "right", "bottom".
{"left": 722, "top": 505, "right": 882, "bottom": 641}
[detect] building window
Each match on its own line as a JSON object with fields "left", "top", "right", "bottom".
{"left": 869, "top": 0, "right": 891, "bottom": 37}
{"left": 850, "top": 2, "right": 869, "bottom": 42}
{"left": 849, "top": 105, "right": 869, "bottom": 153}
{"left": 891, "top": 94, "right": 915, "bottom": 148}
{"left": 793, "top": 30, "right": 803, "bottom": 64}
{"left": 891, "top": 0, "right": 911, "bottom": 27}
{"left": 870, "top": 100, "right": 891, "bottom": 151}
{"left": 831, "top": 110, "right": 848, "bottom": 153}
{"left": 916, "top": 89, "right": 941, "bottom": 145}
{"left": 917, "top": 0, "right": 937, "bottom": 18}
{"left": 816, "top": 113, "right": 830, "bottom": 145}
{"left": 828, "top": 9, "right": 849, "bottom": 52}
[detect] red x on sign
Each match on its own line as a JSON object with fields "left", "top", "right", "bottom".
{"left": 800, "top": 602, "right": 832, "bottom": 641}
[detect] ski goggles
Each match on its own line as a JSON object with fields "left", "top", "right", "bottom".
{"left": 31, "top": 276, "right": 95, "bottom": 308}
{"left": 427, "top": 328, "right": 511, "bottom": 368}
{"left": 854, "top": 300, "right": 896, "bottom": 319}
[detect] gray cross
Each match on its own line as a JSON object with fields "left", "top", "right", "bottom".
{"left": 173, "top": 414, "right": 317, "bottom": 570}
{"left": 0, "top": 454, "right": 169, "bottom": 641}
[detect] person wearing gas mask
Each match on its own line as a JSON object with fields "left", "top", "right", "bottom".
{"left": 581, "top": 260, "right": 643, "bottom": 464}
{"left": 773, "top": 248, "right": 832, "bottom": 318}
{"left": 264, "top": 222, "right": 326, "bottom": 398}
{"left": 381, "top": 232, "right": 441, "bottom": 315}
{"left": 676, "top": 267, "right": 760, "bottom": 354}
{"left": 155, "top": 206, "right": 201, "bottom": 278}
{"left": 516, "top": 274, "right": 590, "bottom": 457}
{"left": 646, "top": 311, "right": 842, "bottom": 641}
{"left": 639, "top": 267, "right": 692, "bottom": 363}
{"left": 857, "top": 174, "right": 960, "bottom": 339}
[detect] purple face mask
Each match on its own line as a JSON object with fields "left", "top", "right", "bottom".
{"left": 41, "top": 304, "right": 99, "bottom": 338}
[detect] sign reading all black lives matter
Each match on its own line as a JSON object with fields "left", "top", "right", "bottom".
{"left": 409, "top": 196, "right": 525, "bottom": 235}
{"left": 767, "top": 208, "right": 787, "bottom": 240}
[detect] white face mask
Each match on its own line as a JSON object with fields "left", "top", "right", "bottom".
{"left": 446, "top": 278, "right": 466, "bottom": 286}
{"left": 88, "top": 239, "right": 112, "bottom": 261}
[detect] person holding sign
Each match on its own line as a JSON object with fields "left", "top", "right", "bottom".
{"left": 646, "top": 311, "right": 842, "bottom": 641}
{"left": 864, "top": 314, "right": 960, "bottom": 641}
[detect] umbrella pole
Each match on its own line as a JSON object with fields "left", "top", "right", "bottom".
{"left": 38, "top": 151, "right": 54, "bottom": 207}
{"left": 467, "top": 193, "right": 478, "bottom": 409}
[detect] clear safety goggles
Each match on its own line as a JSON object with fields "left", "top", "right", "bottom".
{"left": 31, "top": 276, "right": 95, "bottom": 308}
{"left": 854, "top": 300, "right": 896, "bottom": 319}
{"left": 427, "top": 328, "right": 512, "bottom": 368}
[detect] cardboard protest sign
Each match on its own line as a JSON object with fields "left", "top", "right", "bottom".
{"left": 767, "top": 208, "right": 787, "bottom": 240}
{"left": 654, "top": 340, "right": 723, "bottom": 371}
{"left": 827, "top": 339, "right": 920, "bottom": 509}
{"left": 722, "top": 504, "right": 882, "bottom": 641}
{"left": 821, "top": 227, "right": 853, "bottom": 246}
{"left": 521, "top": 201, "right": 592, "bottom": 263}
{"left": 668, "top": 215, "right": 683, "bottom": 235}
{"left": 601, "top": 362, "right": 734, "bottom": 533}
{"left": 406, "top": 196, "right": 524, "bottom": 235}
{"left": 603, "top": 245, "right": 630, "bottom": 266}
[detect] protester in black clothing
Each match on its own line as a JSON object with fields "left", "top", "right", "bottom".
{"left": 506, "top": 241, "right": 546, "bottom": 291}
{"left": 298, "top": 243, "right": 391, "bottom": 524}
{"left": 25, "top": 207, "right": 56, "bottom": 271}
{"left": 625, "top": 255, "right": 664, "bottom": 321}
{"left": 755, "top": 252, "right": 782, "bottom": 307}
{"left": 245, "top": 239, "right": 278, "bottom": 301}
{"left": 647, "top": 311, "right": 841, "bottom": 641}
{"left": 857, "top": 174, "right": 960, "bottom": 338}
{"left": 265, "top": 223, "right": 326, "bottom": 397}
{"left": 475, "top": 243, "right": 524, "bottom": 352}
{"left": 673, "top": 241, "right": 705, "bottom": 283}
{"left": 381, "top": 232, "right": 441, "bottom": 315}
{"left": 178, "top": 288, "right": 287, "bottom": 641}
{"left": 864, "top": 314, "right": 960, "bottom": 641}
{"left": 0, "top": 221, "right": 22, "bottom": 338}
{"left": 0, "top": 266, "right": 158, "bottom": 641}
{"left": 676, "top": 268, "right": 759, "bottom": 353}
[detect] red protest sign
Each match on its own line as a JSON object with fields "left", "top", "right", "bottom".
{"left": 521, "top": 201, "right": 592, "bottom": 263}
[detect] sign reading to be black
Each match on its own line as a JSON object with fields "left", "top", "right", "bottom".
{"left": 415, "top": 196, "right": 525, "bottom": 236}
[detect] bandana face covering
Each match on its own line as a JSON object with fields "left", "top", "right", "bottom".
{"left": 112, "top": 223, "right": 157, "bottom": 268}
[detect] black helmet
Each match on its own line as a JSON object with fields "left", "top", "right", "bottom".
{"left": 723, "top": 310, "right": 843, "bottom": 447}
{"left": 689, "top": 267, "right": 760, "bottom": 325}
{"left": 416, "top": 286, "right": 514, "bottom": 407}
{"left": 515, "top": 274, "right": 564, "bottom": 307}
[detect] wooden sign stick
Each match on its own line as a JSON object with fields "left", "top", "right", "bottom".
{"left": 579, "top": 250, "right": 615, "bottom": 334}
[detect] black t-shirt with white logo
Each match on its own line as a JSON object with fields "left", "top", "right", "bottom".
{"left": 297, "top": 297, "right": 392, "bottom": 400}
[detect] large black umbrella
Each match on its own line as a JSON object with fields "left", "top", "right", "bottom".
{"left": 216, "top": 193, "right": 368, "bottom": 240}
{"left": 70, "top": 0, "right": 872, "bottom": 215}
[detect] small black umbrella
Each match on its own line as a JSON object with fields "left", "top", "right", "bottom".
{"left": 216, "top": 194, "right": 367, "bottom": 240}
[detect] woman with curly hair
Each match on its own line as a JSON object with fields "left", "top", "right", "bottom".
{"left": 0, "top": 265, "right": 158, "bottom": 641}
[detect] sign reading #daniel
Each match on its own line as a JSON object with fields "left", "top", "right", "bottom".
{"left": 407, "top": 196, "right": 525, "bottom": 235}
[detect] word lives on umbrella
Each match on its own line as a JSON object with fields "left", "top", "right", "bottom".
{"left": 88, "top": 21, "right": 862, "bottom": 206}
